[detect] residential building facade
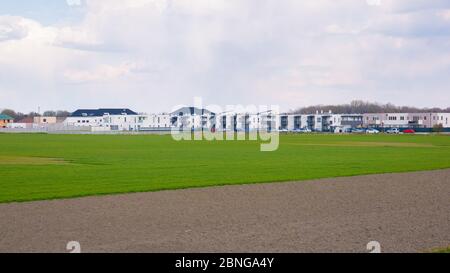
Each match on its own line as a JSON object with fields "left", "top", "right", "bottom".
{"left": 363, "top": 113, "right": 450, "bottom": 129}
{"left": 0, "top": 114, "right": 13, "bottom": 128}
{"left": 60, "top": 108, "right": 450, "bottom": 133}
{"left": 34, "top": 116, "right": 57, "bottom": 124}
{"left": 65, "top": 108, "right": 142, "bottom": 131}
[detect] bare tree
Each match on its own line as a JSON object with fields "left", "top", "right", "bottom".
{"left": 43, "top": 110, "right": 57, "bottom": 116}
{"left": 56, "top": 110, "right": 71, "bottom": 117}
{"left": 292, "top": 101, "right": 450, "bottom": 114}
{"left": 27, "top": 112, "right": 41, "bottom": 118}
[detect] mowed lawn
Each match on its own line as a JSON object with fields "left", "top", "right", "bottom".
{"left": 1, "top": 133, "right": 450, "bottom": 203}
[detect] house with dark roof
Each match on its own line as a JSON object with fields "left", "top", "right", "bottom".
{"left": 171, "top": 107, "right": 214, "bottom": 116}
{"left": 168, "top": 107, "right": 216, "bottom": 130}
{"left": 0, "top": 114, "right": 13, "bottom": 128}
{"left": 70, "top": 108, "right": 138, "bottom": 117}
{"left": 65, "top": 108, "right": 141, "bottom": 131}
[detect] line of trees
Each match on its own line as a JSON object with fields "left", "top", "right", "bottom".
{"left": 292, "top": 100, "right": 450, "bottom": 114}
{"left": 0, "top": 109, "right": 71, "bottom": 122}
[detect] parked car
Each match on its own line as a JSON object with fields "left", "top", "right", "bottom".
{"left": 402, "top": 129, "right": 416, "bottom": 134}
{"left": 386, "top": 128, "right": 400, "bottom": 134}
{"left": 295, "top": 128, "right": 312, "bottom": 133}
{"left": 366, "top": 128, "right": 380, "bottom": 134}
{"left": 352, "top": 128, "right": 365, "bottom": 133}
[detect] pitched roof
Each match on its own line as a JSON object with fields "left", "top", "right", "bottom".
{"left": 171, "top": 107, "right": 214, "bottom": 116}
{"left": 70, "top": 108, "right": 138, "bottom": 117}
{"left": 16, "top": 117, "right": 34, "bottom": 123}
{"left": 0, "top": 114, "right": 13, "bottom": 120}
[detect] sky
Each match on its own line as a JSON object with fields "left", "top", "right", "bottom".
{"left": 0, "top": 0, "right": 449, "bottom": 113}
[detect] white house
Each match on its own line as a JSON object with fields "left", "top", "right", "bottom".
{"left": 430, "top": 113, "right": 450, "bottom": 128}
{"left": 164, "top": 107, "right": 279, "bottom": 133}
{"left": 65, "top": 108, "right": 141, "bottom": 131}
{"left": 169, "top": 107, "right": 216, "bottom": 131}
{"left": 138, "top": 114, "right": 171, "bottom": 131}
{"left": 215, "top": 112, "right": 236, "bottom": 131}
{"left": 277, "top": 112, "right": 363, "bottom": 132}
{"left": 362, "top": 113, "right": 447, "bottom": 129}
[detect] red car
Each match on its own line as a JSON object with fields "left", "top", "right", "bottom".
{"left": 402, "top": 129, "right": 415, "bottom": 134}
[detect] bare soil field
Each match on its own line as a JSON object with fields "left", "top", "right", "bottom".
{"left": 0, "top": 169, "right": 449, "bottom": 253}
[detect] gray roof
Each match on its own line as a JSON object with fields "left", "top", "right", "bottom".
{"left": 71, "top": 108, "right": 138, "bottom": 117}
{"left": 171, "top": 107, "right": 214, "bottom": 116}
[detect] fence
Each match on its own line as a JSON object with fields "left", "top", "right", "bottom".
{"left": 0, "top": 125, "right": 174, "bottom": 135}
{"left": 370, "top": 127, "right": 450, "bottom": 133}
{"left": 2, "top": 125, "right": 449, "bottom": 135}
{"left": 0, "top": 125, "right": 91, "bottom": 134}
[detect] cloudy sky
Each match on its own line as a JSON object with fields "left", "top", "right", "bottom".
{"left": 0, "top": 0, "right": 449, "bottom": 113}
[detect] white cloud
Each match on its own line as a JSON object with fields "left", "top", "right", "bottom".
{"left": 1, "top": 0, "right": 450, "bottom": 112}
{"left": 63, "top": 62, "right": 143, "bottom": 83}
{"left": 67, "top": 0, "right": 82, "bottom": 7}
{"left": 0, "top": 16, "right": 32, "bottom": 42}
{"left": 54, "top": 26, "right": 105, "bottom": 51}
{"left": 324, "top": 24, "right": 365, "bottom": 35}
{"left": 438, "top": 9, "right": 450, "bottom": 20}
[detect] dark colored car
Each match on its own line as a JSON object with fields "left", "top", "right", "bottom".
{"left": 402, "top": 129, "right": 415, "bottom": 134}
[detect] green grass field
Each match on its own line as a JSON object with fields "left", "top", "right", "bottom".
{"left": 1, "top": 133, "right": 450, "bottom": 203}
{"left": 433, "top": 247, "right": 450, "bottom": 253}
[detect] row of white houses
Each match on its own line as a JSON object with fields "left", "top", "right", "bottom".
{"left": 63, "top": 107, "right": 450, "bottom": 132}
